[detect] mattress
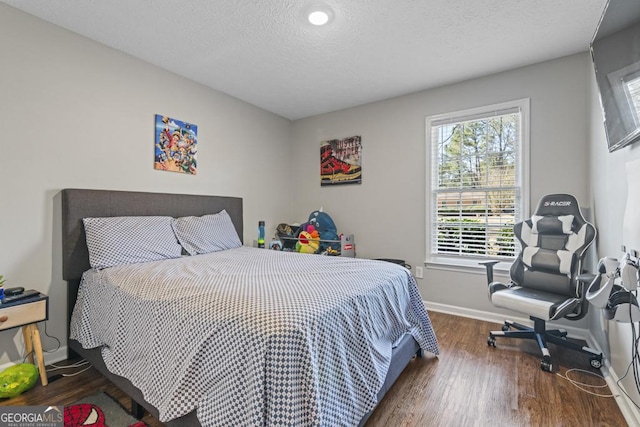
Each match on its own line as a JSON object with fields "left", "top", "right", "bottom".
{"left": 70, "top": 247, "right": 439, "bottom": 426}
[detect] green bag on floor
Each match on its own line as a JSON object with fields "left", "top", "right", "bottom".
{"left": 0, "top": 363, "right": 38, "bottom": 398}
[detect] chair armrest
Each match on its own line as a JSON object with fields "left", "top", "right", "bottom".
{"left": 564, "top": 273, "right": 598, "bottom": 320}
{"left": 480, "top": 261, "right": 501, "bottom": 284}
{"left": 577, "top": 273, "right": 597, "bottom": 284}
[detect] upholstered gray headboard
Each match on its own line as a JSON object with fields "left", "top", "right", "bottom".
{"left": 61, "top": 188, "right": 243, "bottom": 282}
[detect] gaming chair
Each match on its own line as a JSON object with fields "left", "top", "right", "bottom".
{"left": 482, "top": 194, "right": 603, "bottom": 372}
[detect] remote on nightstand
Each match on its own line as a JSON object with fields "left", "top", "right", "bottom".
{"left": 1, "top": 289, "right": 39, "bottom": 304}
{"left": 4, "top": 287, "right": 25, "bottom": 296}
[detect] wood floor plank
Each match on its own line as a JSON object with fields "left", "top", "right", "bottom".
{"left": 0, "top": 311, "right": 628, "bottom": 426}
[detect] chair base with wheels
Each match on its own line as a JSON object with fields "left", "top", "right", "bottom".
{"left": 486, "top": 316, "right": 603, "bottom": 372}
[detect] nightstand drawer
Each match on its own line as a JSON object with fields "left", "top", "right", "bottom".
{"left": 0, "top": 299, "right": 48, "bottom": 331}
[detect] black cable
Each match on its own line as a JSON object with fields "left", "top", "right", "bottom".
{"left": 629, "top": 293, "right": 636, "bottom": 389}
{"left": 633, "top": 291, "right": 640, "bottom": 394}
{"left": 17, "top": 322, "right": 60, "bottom": 366}
{"left": 41, "top": 321, "right": 61, "bottom": 353}
{"left": 617, "top": 290, "right": 640, "bottom": 409}
{"left": 21, "top": 350, "right": 34, "bottom": 365}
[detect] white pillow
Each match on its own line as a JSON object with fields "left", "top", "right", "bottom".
{"left": 172, "top": 210, "right": 242, "bottom": 255}
{"left": 83, "top": 216, "right": 182, "bottom": 269}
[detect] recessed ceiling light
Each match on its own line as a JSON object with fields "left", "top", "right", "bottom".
{"left": 306, "top": 5, "right": 333, "bottom": 26}
{"left": 308, "top": 10, "right": 330, "bottom": 26}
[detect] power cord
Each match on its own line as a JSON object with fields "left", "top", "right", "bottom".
{"left": 21, "top": 351, "right": 33, "bottom": 364}
{"left": 14, "top": 322, "right": 92, "bottom": 382}
{"left": 616, "top": 300, "right": 640, "bottom": 410}
{"left": 42, "top": 321, "right": 61, "bottom": 353}
{"left": 556, "top": 368, "right": 617, "bottom": 398}
{"left": 21, "top": 351, "right": 92, "bottom": 379}
{"left": 48, "top": 359, "right": 89, "bottom": 371}
{"left": 19, "top": 322, "right": 61, "bottom": 364}
{"left": 48, "top": 359, "right": 91, "bottom": 377}
{"left": 18, "top": 322, "right": 61, "bottom": 357}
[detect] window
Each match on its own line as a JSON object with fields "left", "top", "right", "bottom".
{"left": 426, "top": 99, "right": 529, "bottom": 263}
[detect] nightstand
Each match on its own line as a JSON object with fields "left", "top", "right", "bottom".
{"left": 0, "top": 292, "right": 49, "bottom": 386}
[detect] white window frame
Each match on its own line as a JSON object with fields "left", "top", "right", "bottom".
{"left": 425, "top": 98, "right": 530, "bottom": 273}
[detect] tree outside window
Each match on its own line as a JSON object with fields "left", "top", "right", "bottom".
{"left": 427, "top": 99, "right": 529, "bottom": 260}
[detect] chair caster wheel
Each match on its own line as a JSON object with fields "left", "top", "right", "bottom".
{"left": 487, "top": 336, "right": 496, "bottom": 347}
{"left": 501, "top": 324, "right": 510, "bottom": 332}
{"left": 590, "top": 357, "right": 603, "bottom": 369}
{"left": 540, "top": 360, "right": 553, "bottom": 372}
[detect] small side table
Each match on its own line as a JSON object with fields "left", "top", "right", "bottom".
{"left": 0, "top": 292, "right": 49, "bottom": 386}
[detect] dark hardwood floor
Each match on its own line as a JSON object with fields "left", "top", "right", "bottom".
{"left": 1, "top": 312, "right": 628, "bottom": 426}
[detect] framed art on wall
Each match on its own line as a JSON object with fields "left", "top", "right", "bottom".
{"left": 154, "top": 114, "right": 198, "bottom": 174}
{"left": 320, "top": 135, "right": 362, "bottom": 186}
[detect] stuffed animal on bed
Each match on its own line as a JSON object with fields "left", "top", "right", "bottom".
{"left": 296, "top": 224, "right": 320, "bottom": 254}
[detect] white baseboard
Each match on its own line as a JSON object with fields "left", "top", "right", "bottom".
{"left": 585, "top": 331, "right": 640, "bottom": 427}
{"left": 424, "top": 300, "right": 589, "bottom": 340}
{"left": 424, "top": 300, "right": 640, "bottom": 426}
{"left": 0, "top": 346, "right": 68, "bottom": 374}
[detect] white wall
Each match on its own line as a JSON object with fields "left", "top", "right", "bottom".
{"left": 0, "top": 4, "right": 292, "bottom": 367}
{"left": 588, "top": 50, "right": 640, "bottom": 409}
{"left": 1, "top": 3, "right": 619, "bottom": 389}
{"left": 291, "top": 53, "right": 592, "bottom": 319}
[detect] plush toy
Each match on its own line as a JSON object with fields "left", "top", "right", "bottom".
{"left": 0, "top": 363, "right": 38, "bottom": 398}
{"left": 307, "top": 210, "right": 339, "bottom": 252}
{"left": 296, "top": 224, "right": 320, "bottom": 254}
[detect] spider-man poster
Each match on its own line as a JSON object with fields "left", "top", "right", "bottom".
{"left": 154, "top": 114, "right": 198, "bottom": 175}
{"left": 320, "top": 135, "right": 362, "bottom": 186}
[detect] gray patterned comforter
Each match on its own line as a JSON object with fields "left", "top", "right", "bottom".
{"left": 70, "top": 247, "right": 439, "bottom": 426}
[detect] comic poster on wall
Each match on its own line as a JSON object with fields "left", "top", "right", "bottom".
{"left": 154, "top": 114, "right": 198, "bottom": 174}
{"left": 320, "top": 135, "right": 362, "bottom": 186}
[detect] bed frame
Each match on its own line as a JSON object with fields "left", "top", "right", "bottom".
{"left": 61, "top": 188, "right": 421, "bottom": 426}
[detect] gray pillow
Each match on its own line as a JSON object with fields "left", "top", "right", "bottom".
{"left": 172, "top": 210, "right": 242, "bottom": 255}
{"left": 83, "top": 216, "right": 182, "bottom": 269}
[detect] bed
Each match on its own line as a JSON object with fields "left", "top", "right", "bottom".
{"left": 61, "top": 188, "right": 439, "bottom": 426}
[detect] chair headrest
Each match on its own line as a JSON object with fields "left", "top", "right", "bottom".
{"left": 533, "top": 194, "right": 583, "bottom": 219}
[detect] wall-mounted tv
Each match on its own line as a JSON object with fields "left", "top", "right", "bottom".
{"left": 591, "top": 0, "right": 640, "bottom": 152}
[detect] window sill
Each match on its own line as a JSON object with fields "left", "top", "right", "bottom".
{"left": 424, "top": 256, "right": 513, "bottom": 276}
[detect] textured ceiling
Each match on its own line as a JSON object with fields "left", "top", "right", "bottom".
{"left": 1, "top": 0, "right": 607, "bottom": 120}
